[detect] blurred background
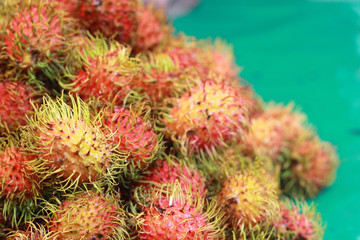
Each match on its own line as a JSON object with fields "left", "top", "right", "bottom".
{"left": 158, "top": 0, "right": 360, "bottom": 239}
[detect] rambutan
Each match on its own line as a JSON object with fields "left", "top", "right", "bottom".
{"left": 64, "top": 35, "right": 142, "bottom": 105}
{"left": 0, "top": 0, "right": 74, "bottom": 81}
{"left": 263, "top": 103, "right": 313, "bottom": 147}
{"left": 0, "top": 81, "right": 39, "bottom": 134}
{"left": 164, "top": 79, "right": 250, "bottom": 154}
{"left": 244, "top": 112, "right": 285, "bottom": 161}
{"left": 21, "top": 95, "right": 116, "bottom": 188}
{"left": 7, "top": 222, "right": 52, "bottom": 240}
{"left": 139, "top": 52, "right": 195, "bottom": 103}
{"left": 284, "top": 138, "right": 339, "bottom": 198}
{"left": 48, "top": 191, "right": 128, "bottom": 239}
{"left": 217, "top": 164, "right": 279, "bottom": 230}
{"left": 132, "top": 5, "right": 168, "bottom": 53}
{"left": 55, "top": 0, "right": 137, "bottom": 44}
{"left": 273, "top": 199, "right": 324, "bottom": 239}
{"left": 0, "top": 139, "right": 41, "bottom": 227}
{"left": 163, "top": 36, "right": 241, "bottom": 83}
{"left": 136, "top": 182, "right": 225, "bottom": 239}
{"left": 137, "top": 158, "right": 207, "bottom": 196}
{"left": 102, "top": 106, "right": 161, "bottom": 173}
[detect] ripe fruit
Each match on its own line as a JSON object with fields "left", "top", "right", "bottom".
{"left": 0, "top": 81, "right": 39, "bottom": 134}
{"left": 285, "top": 138, "right": 338, "bottom": 198}
{"left": 136, "top": 182, "right": 225, "bottom": 239}
{"left": 48, "top": 191, "right": 128, "bottom": 239}
{"left": 133, "top": 5, "right": 168, "bottom": 53}
{"left": 244, "top": 111, "right": 285, "bottom": 161}
{"left": 0, "top": 0, "right": 73, "bottom": 82}
{"left": 218, "top": 164, "right": 279, "bottom": 230}
{"left": 139, "top": 52, "right": 195, "bottom": 103}
{"left": 103, "top": 106, "right": 161, "bottom": 172}
{"left": 56, "top": 0, "right": 137, "bottom": 44}
{"left": 65, "top": 36, "right": 141, "bottom": 105}
{"left": 137, "top": 158, "right": 207, "bottom": 196}
{"left": 273, "top": 199, "right": 324, "bottom": 239}
{"left": 21, "top": 95, "right": 114, "bottom": 187}
{"left": 0, "top": 139, "right": 41, "bottom": 227}
{"left": 164, "top": 79, "right": 250, "bottom": 153}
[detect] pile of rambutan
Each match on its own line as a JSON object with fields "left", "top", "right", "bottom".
{"left": 0, "top": 0, "right": 338, "bottom": 239}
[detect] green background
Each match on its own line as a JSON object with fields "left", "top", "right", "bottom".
{"left": 173, "top": 1, "right": 360, "bottom": 239}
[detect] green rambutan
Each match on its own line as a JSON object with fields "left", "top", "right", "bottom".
{"left": 21, "top": 95, "right": 117, "bottom": 189}
{"left": 0, "top": 81, "right": 40, "bottom": 134}
{"left": 48, "top": 190, "right": 128, "bottom": 239}
{"left": 163, "top": 79, "right": 250, "bottom": 154}
{"left": 63, "top": 35, "right": 142, "bottom": 105}
{"left": 217, "top": 163, "right": 279, "bottom": 230}
{"left": 273, "top": 199, "right": 324, "bottom": 239}
{"left": 136, "top": 182, "right": 225, "bottom": 239}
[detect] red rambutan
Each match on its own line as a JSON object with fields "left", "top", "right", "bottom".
{"left": 137, "top": 158, "right": 207, "bottom": 196}
{"left": 164, "top": 79, "right": 250, "bottom": 154}
{"left": 136, "top": 182, "right": 225, "bottom": 239}
{"left": 0, "top": 81, "right": 39, "bottom": 133}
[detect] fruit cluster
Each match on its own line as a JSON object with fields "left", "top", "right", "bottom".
{"left": 0, "top": 0, "right": 338, "bottom": 239}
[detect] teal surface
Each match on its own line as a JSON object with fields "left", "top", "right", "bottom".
{"left": 173, "top": 1, "right": 360, "bottom": 239}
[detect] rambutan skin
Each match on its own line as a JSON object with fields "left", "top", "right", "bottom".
{"left": 0, "top": 146, "right": 39, "bottom": 201}
{"left": 66, "top": 37, "right": 141, "bottom": 105}
{"left": 103, "top": 107, "right": 160, "bottom": 170}
{"left": 288, "top": 138, "right": 339, "bottom": 198}
{"left": 0, "top": 81, "right": 38, "bottom": 133}
{"left": 2, "top": 5, "right": 62, "bottom": 69}
{"left": 164, "top": 80, "right": 250, "bottom": 152}
{"left": 48, "top": 192, "right": 128, "bottom": 240}
{"left": 273, "top": 200, "right": 324, "bottom": 240}
{"left": 137, "top": 184, "right": 224, "bottom": 240}
{"left": 22, "top": 96, "right": 113, "bottom": 185}
{"left": 56, "top": 0, "right": 137, "bottom": 43}
{"left": 36, "top": 118, "right": 112, "bottom": 183}
{"left": 244, "top": 112, "right": 285, "bottom": 161}
{"left": 137, "top": 159, "right": 207, "bottom": 196}
{"left": 133, "top": 6, "right": 166, "bottom": 53}
{"left": 218, "top": 165, "right": 279, "bottom": 229}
